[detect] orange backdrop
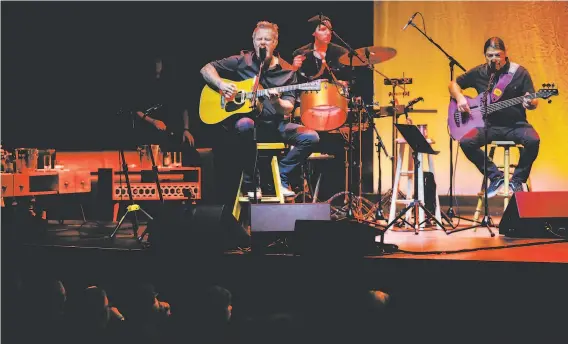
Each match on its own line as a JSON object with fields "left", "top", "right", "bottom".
{"left": 372, "top": 1, "right": 568, "bottom": 195}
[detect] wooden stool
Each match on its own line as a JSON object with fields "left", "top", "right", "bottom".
{"left": 232, "top": 142, "right": 287, "bottom": 221}
{"left": 473, "top": 141, "right": 532, "bottom": 222}
{"left": 388, "top": 137, "right": 442, "bottom": 229}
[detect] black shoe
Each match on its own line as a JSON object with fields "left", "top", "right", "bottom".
{"left": 486, "top": 177, "right": 504, "bottom": 198}
{"left": 509, "top": 180, "right": 524, "bottom": 193}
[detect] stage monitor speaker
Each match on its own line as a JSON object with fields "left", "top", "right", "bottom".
{"left": 250, "top": 203, "right": 331, "bottom": 232}
{"left": 294, "top": 220, "right": 381, "bottom": 257}
{"left": 499, "top": 192, "right": 568, "bottom": 238}
{"left": 250, "top": 203, "right": 330, "bottom": 254}
{"left": 148, "top": 204, "right": 249, "bottom": 256}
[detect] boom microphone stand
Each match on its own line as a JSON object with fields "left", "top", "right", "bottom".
{"left": 249, "top": 48, "right": 266, "bottom": 205}
{"left": 360, "top": 99, "right": 392, "bottom": 221}
{"left": 108, "top": 106, "right": 160, "bottom": 241}
{"left": 404, "top": 12, "right": 472, "bottom": 225}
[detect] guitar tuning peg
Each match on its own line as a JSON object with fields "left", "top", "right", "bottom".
{"left": 552, "top": 83, "right": 555, "bottom": 88}
{"left": 542, "top": 83, "right": 546, "bottom": 88}
{"left": 548, "top": 99, "right": 552, "bottom": 104}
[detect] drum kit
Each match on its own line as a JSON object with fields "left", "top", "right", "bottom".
{"left": 293, "top": 42, "right": 429, "bottom": 222}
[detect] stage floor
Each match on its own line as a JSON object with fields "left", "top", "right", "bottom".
{"left": 22, "top": 215, "right": 568, "bottom": 265}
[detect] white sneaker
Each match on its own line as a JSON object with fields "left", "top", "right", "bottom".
{"left": 247, "top": 188, "right": 262, "bottom": 199}
{"left": 279, "top": 186, "right": 295, "bottom": 197}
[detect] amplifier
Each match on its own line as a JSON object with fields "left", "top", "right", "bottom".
{"left": 112, "top": 182, "right": 201, "bottom": 201}
{"left": 110, "top": 166, "right": 201, "bottom": 201}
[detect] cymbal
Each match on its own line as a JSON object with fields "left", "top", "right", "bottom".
{"left": 338, "top": 46, "right": 397, "bottom": 66}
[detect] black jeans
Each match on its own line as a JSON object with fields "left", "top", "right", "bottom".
{"left": 459, "top": 122, "right": 540, "bottom": 183}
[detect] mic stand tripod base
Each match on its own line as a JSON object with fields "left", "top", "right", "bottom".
{"left": 446, "top": 214, "right": 495, "bottom": 237}
{"left": 384, "top": 199, "right": 447, "bottom": 235}
{"left": 108, "top": 204, "right": 154, "bottom": 241}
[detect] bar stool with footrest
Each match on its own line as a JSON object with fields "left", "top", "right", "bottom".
{"left": 472, "top": 141, "right": 532, "bottom": 223}
{"left": 232, "top": 142, "right": 289, "bottom": 221}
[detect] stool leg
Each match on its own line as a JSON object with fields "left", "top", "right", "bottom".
{"left": 405, "top": 145, "right": 413, "bottom": 226}
{"left": 428, "top": 154, "right": 442, "bottom": 229}
{"left": 301, "top": 164, "right": 307, "bottom": 203}
{"left": 388, "top": 143, "right": 405, "bottom": 225}
{"left": 525, "top": 177, "right": 532, "bottom": 192}
{"left": 474, "top": 145, "right": 496, "bottom": 225}
{"left": 503, "top": 147, "right": 510, "bottom": 210}
{"left": 517, "top": 147, "right": 532, "bottom": 192}
{"left": 312, "top": 173, "right": 322, "bottom": 204}
{"left": 272, "top": 156, "right": 284, "bottom": 204}
{"left": 473, "top": 195, "right": 483, "bottom": 223}
{"left": 417, "top": 152, "right": 425, "bottom": 229}
{"left": 232, "top": 172, "right": 244, "bottom": 220}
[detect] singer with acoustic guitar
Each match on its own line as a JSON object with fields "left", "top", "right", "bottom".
{"left": 200, "top": 21, "right": 320, "bottom": 199}
{"left": 448, "top": 37, "right": 542, "bottom": 197}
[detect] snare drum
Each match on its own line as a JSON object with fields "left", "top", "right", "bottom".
{"left": 300, "top": 81, "right": 348, "bottom": 131}
{"left": 15, "top": 148, "right": 39, "bottom": 173}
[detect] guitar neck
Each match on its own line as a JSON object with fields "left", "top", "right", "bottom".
{"left": 485, "top": 93, "right": 535, "bottom": 114}
{"left": 247, "top": 83, "right": 311, "bottom": 98}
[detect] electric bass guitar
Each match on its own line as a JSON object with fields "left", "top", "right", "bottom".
{"left": 199, "top": 77, "right": 322, "bottom": 124}
{"left": 447, "top": 86, "right": 558, "bottom": 141}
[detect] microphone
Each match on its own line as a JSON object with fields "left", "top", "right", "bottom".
{"left": 364, "top": 47, "right": 371, "bottom": 60}
{"left": 406, "top": 97, "right": 424, "bottom": 108}
{"left": 109, "top": 306, "right": 125, "bottom": 321}
{"left": 402, "top": 12, "right": 419, "bottom": 31}
{"left": 307, "top": 14, "right": 321, "bottom": 23}
{"left": 308, "top": 13, "right": 331, "bottom": 31}
{"left": 144, "top": 104, "right": 162, "bottom": 115}
{"left": 298, "top": 48, "right": 314, "bottom": 56}
{"left": 259, "top": 47, "right": 267, "bottom": 61}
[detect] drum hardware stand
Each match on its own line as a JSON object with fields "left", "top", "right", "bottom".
{"left": 315, "top": 14, "right": 403, "bottom": 223}
{"left": 384, "top": 124, "right": 447, "bottom": 235}
{"left": 404, "top": 13, "right": 473, "bottom": 226}
{"left": 311, "top": 13, "right": 375, "bottom": 221}
{"left": 446, "top": 73, "right": 496, "bottom": 237}
{"left": 327, "top": 102, "right": 377, "bottom": 222}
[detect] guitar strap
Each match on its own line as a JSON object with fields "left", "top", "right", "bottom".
{"left": 490, "top": 62, "right": 519, "bottom": 103}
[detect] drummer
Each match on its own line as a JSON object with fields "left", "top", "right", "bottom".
{"left": 291, "top": 16, "right": 351, "bottom": 85}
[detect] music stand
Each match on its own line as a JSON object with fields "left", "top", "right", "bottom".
{"left": 384, "top": 124, "right": 447, "bottom": 235}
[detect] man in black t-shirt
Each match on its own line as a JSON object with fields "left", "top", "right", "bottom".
{"left": 133, "top": 56, "right": 198, "bottom": 166}
{"left": 200, "top": 21, "right": 320, "bottom": 199}
{"left": 291, "top": 16, "right": 350, "bottom": 84}
{"left": 449, "top": 37, "right": 540, "bottom": 197}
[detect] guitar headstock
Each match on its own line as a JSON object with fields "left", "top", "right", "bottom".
{"left": 299, "top": 79, "right": 323, "bottom": 91}
{"left": 537, "top": 83, "right": 559, "bottom": 99}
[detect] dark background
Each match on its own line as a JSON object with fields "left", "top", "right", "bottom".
{"left": 2, "top": 1, "right": 375, "bottom": 193}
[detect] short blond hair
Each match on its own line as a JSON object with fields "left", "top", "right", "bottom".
{"left": 252, "top": 21, "right": 279, "bottom": 40}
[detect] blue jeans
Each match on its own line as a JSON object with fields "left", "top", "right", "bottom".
{"left": 459, "top": 123, "right": 540, "bottom": 183}
{"left": 235, "top": 117, "right": 320, "bottom": 189}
